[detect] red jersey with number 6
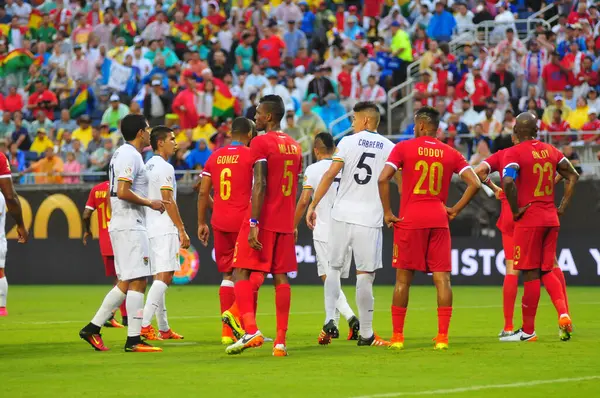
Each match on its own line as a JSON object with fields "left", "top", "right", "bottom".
{"left": 503, "top": 140, "right": 566, "bottom": 227}
{"left": 85, "top": 181, "right": 113, "bottom": 256}
{"left": 202, "top": 144, "right": 257, "bottom": 233}
{"left": 248, "top": 131, "right": 302, "bottom": 233}
{"left": 386, "top": 136, "right": 470, "bottom": 229}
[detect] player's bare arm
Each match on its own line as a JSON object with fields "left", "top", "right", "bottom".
{"left": 249, "top": 161, "right": 267, "bottom": 250}
{"left": 556, "top": 158, "right": 580, "bottom": 217}
{"left": 117, "top": 180, "right": 167, "bottom": 213}
{"left": 446, "top": 168, "right": 481, "bottom": 220}
{"left": 378, "top": 164, "right": 401, "bottom": 228}
{"left": 474, "top": 162, "right": 503, "bottom": 199}
{"left": 307, "top": 161, "right": 342, "bottom": 230}
{"left": 161, "top": 188, "right": 190, "bottom": 249}
{"left": 502, "top": 165, "right": 529, "bottom": 221}
{"left": 197, "top": 175, "right": 212, "bottom": 246}
{"left": 82, "top": 208, "right": 93, "bottom": 245}
{"left": 294, "top": 188, "right": 313, "bottom": 241}
{"left": 0, "top": 177, "right": 27, "bottom": 243}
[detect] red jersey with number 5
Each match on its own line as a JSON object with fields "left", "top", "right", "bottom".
{"left": 386, "top": 136, "right": 470, "bottom": 229}
{"left": 202, "top": 144, "right": 257, "bottom": 233}
{"left": 85, "top": 181, "right": 113, "bottom": 256}
{"left": 482, "top": 149, "right": 515, "bottom": 235}
{"left": 249, "top": 131, "right": 302, "bottom": 233}
{"left": 503, "top": 140, "right": 565, "bottom": 227}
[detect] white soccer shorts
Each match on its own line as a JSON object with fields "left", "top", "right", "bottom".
{"left": 314, "top": 240, "right": 351, "bottom": 278}
{"left": 0, "top": 238, "right": 6, "bottom": 268}
{"left": 110, "top": 229, "right": 151, "bottom": 281}
{"left": 328, "top": 219, "right": 383, "bottom": 275}
{"left": 149, "top": 233, "right": 181, "bottom": 275}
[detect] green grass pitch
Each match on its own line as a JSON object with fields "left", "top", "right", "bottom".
{"left": 1, "top": 285, "right": 599, "bottom": 398}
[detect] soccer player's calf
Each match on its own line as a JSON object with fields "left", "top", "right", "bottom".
{"left": 140, "top": 126, "right": 190, "bottom": 341}
{"left": 379, "top": 106, "right": 481, "bottom": 350}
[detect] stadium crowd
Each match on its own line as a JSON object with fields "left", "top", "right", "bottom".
{"left": 0, "top": 0, "right": 598, "bottom": 184}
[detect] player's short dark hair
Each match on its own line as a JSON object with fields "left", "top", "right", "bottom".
{"left": 415, "top": 106, "right": 440, "bottom": 128}
{"left": 121, "top": 114, "right": 147, "bottom": 142}
{"left": 314, "top": 132, "right": 335, "bottom": 153}
{"left": 150, "top": 125, "right": 173, "bottom": 151}
{"left": 353, "top": 101, "right": 380, "bottom": 115}
{"left": 231, "top": 117, "right": 255, "bottom": 136}
{"left": 259, "top": 95, "right": 285, "bottom": 123}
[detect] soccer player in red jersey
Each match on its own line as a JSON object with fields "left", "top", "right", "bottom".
{"left": 378, "top": 106, "right": 481, "bottom": 350}
{"left": 225, "top": 95, "right": 302, "bottom": 357}
{"left": 475, "top": 144, "right": 572, "bottom": 339}
{"left": 500, "top": 112, "right": 579, "bottom": 342}
{"left": 0, "top": 152, "right": 28, "bottom": 316}
{"left": 83, "top": 181, "right": 127, "bottom": 328}
{"left": 197, "top": 117, "right": 266, "bottom": 345}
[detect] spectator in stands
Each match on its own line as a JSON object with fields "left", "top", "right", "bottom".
{"left": 7, "top": 142, "right": 25, "bottom": 173}
{"left": 3, "top": 86, "right": 23, "bottom": 114}
{"left": 479, "top": 104, "right": 502, "bottom": 138}
{"left": 10, "top": 113, "right": 31, "bottom": 151}
{"left": 314, "top": 93, "right": 349, "bottom": 138}
{"left": 562, "top": 86, "right": 578, "bottom": 110}
{"left": 54, "top": 109, "right": 78, "bottom": 138}
{"left": 258, "top": 21, "right": 286, "bottom": 70}
{"left": 144, "top": 80, "right": 172, "bottom": 127}
{"left": 0, "top": 112, "right": 14, "bottom": 140}
{"left": 420, "top": 40, "right": 440, "bottom": 72}
{"left": 542, "top": 52, "right": 570, "bottom": 102}
{"left": 191, "top": 115, "right": 217, "bottom": 146}
{"left": 86, "top": 126, "right": 104, "bottom": 155}
{"left": 457, "top": 66, "right": 491, "bottom": 112}
{"left": 580, "top": 108, "right": 600, "bottom": 144}
{"left": 29, "top": 128, "right": 53, "bottom": 156}
{"left": 62, "top": 152, "right": 82, "bottom": 184}
{"left": 389, "top": 21, "right": 413, "bottom": 88}
{"left": 541, "top": 108, "right": 571, "bottom": 145}
{"left": 72, "top": 115, "right": 93, "bottom": 148}
{"left": 31, "top": 111, "right": 54, "bottom": 138}
{"left": 562, "top": 145, "right": 583, "bottom": 175}
{"left": 587, "top": 89, "right": 600, "bottom": 110}
{"left": 89, "top": 139, "right": 114, "bottom": 172}
{"left": 414, "top": 70, "right": 439, "bottom": 107}
{"left": 263, "top": 70, "right": 294, "bottom": 112}
{"left": 454, "top": 2, "right": 474, "bottom": 34}
{"left": 460, "top": 98, "right": 481, "bottom": 128}
{"left": 24, "top": 146, "right": 64, "bottom": 184}
{"left": 525, "top": 98, "right": 543, "bottom": 118}
{"left": 574, "top": 56, "right": 599, "bottom": 99}
{"left": 101, "top": 94, "right": 129, "bottom": 129}
{"left": 297, "top": 101, "right": 327, "bottom": 152}
{"left": 489, "top": 62, "right": 516, "bottom": 98}
{"left": 59, "top": 130, "right": 74, "bottom": 156}
{"left": 410, "top": 4, "right": 432, "bottom": 35}
{"left": 187, "top": 138, "right": 212, "bottom": 170}
{"left": 27, "top": 80, "right": 58, "bottom": 120}
{"left": 307, "top": 66, "right": 336, "bottom": 105}
{"left": 567, "top": 97, "right": 590, "bottom": 130}
{"left": 469, "top": 138, "right": 492, "bottom": 166}
{"left": 543, "top": 95, "right": 572, "bottom": 124}
{"left": 427, "top": 2, "right": 456, "bottom": 42}
{"left": 71, "top": 139, "right": 88, "bottom": 168}
{"left": 519, "top": 85, "right": 547, "bottom": 112}
{"left": 494, "top": 88, "right": 513, "bottom": 123}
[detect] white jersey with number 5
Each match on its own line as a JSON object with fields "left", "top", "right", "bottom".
{"left": 331, "top": 130, "right": 394, "bottom": 228}
{"left": 145, "top": 155, "right": 178, "bottom": 238}
{"left": 108, "top": 143, "right": 148, "bottom": 232}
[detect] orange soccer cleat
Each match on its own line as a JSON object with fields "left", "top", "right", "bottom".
{"left": 273, "top": 344, "right": 288, "bottom": 357}
{"left": 559, "top": 314, "right": 573, "bottom": 341}
{"left": 159, "top": 329, "right": 184, "bottom": 340}
{"left": 389, "top": 333, "right": 405, "bottom": 350}
{"left": 358, "top": 333, "right": 390, "bottom": 347}
{"left": 105, "top": 318, "right": 125, "bottom": 328}
{"left": 141, "top": 325, "right": 163, "bottom": 341}
{"left": 433, "top": 334, "right": 449, "bottom": 350}
{"left": 79, "top": 329, "right": 109, "bottom": 351}
{"left": 124, "top": 341, "right": 163, "bottom": 353}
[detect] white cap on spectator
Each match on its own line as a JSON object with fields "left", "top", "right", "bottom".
{"left": 554, "top": 95, "right": 563, "bottom": 102}
{"left": 110, "top": 94, "right": 120, "bottom": 102}
{"left": 295, "top": 65, "right": 305, "bottom": 74}
{"left": 134, "top": 36, "right": 143, "bottom": 44}
{"left": 588, "top": 108, "right": 597, "bottom": 115}
{"left": 151, "top": 79, "right": 161, "bottom": 86}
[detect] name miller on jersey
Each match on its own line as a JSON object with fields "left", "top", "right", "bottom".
{"left": 278, "top": 143, "right": 300, "bottom": 155}
{"left": 358, "top": 139, "right": 384, "bottom": 150}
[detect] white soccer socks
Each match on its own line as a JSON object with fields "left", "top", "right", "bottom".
{"left": 356, "top": 273, "right": 375, "bottom": 339}
{"left": 156, "top": 292, "right": 170, "bottom": 332}
{"left": 91, "top": 286, "right": 126, "bottom": 327}
{"left": 336, "top": 290, "right": 356, "bottom": 323}
{"left": 324, "top": 269, "right": 342, "bottom": 323}
{"left": 142, "top": 280, "right": 169, "bottom": 328}
{"left": 126, "top": 291, "right": 145, "bottom": 337}
{"left": 0, "top": 276, "right": 7, "bottom": 307}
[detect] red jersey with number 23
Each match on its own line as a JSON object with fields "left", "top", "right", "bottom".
{"left": 503, "top": 140, "right": 565, "bottom": 227}
{"left": 386, "top": 136, "right": 470, "bottom": 229}
{"left": 202, "top": 144, "right": 257, "bottom": 232}
{"left": 248, "top": 131, "right": 302, "bottom": 233}
{"left": 482, "top": 149, "right": 515, "bottom": 235}
{"left": 85, "top": 181, "right": 113, "bottom": 256}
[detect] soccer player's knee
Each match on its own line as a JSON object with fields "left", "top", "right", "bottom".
{"left": 272, "top": 273, "right": 288, "bottom": 286}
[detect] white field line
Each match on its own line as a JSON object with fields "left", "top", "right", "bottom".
{"left": 350, "top": 375, "right": 600, "bottom": 398}
{"left": 5, "top": 302, "right": 600, "bottom": 326}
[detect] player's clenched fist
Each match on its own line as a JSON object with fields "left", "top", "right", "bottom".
{"left": 149, "top": 199, "right": 167, "bottom": 213}
{"left": 179, "top": 228, "right": 191, "bottom": 249}
{"left": 384, "top": 212, "right": 400, "bottom": 228}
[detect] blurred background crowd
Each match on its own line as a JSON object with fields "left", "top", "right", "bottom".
{"left": 0, "top": 0, "right": 598, "bottom": 186}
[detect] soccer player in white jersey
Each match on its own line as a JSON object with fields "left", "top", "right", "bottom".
{"left": 79, "top": 114, "right": 167, "bottom": 353}
{"left": 306, "top": 101, "right": 397, "bottom": 347}
{"left": 141, "top": 126, "right": 190, "bottom": 341}
{"left": 294, "top": 132, "right": 360, "bottom": 343}
{"left": 0, "top": 151, "right": 28, "bottom": 316}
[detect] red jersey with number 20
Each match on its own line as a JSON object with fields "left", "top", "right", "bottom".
{"left": 386, "top": 136, "right": 470, "bottom": 229}
{"left": 249, "top": 131, "right": 302, "bottom": 233}
{"left": 202, "top": 144, "right": 257, "bottom": 232}
{"left": 503, "top": 140, "right": 565, "bottom": 227}
{"left": 482, "top": 149, "right": 515, "bottom": 235}
{"left": 85, "top": 181, "right": 113, "bottom": 256}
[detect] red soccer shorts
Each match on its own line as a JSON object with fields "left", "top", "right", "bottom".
{"left": 102, "top": 255, "right": 116, "bottom": 277}
{"left": 513, "top": 226, "right": 559, "bottom": 272}
{"left": 214, "top": 229, "right": 238, "bottom": 273}
{"left": 393, "top": 227, "right": 451, "bottom": 273}
{"left": 502, "top": 233, "right": 514, "bottom": 261}
{"left": 233, "top": 224, "right": 297, "bottom": 274}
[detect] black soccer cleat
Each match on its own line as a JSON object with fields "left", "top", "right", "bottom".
{"left": 317, "top": 319, "right": 339, "bottom": 345}
{"left": 79, "top": 328, "right": 109, "bottom": 351}
{"left": 347, "top": 316, "right": 360, "bottom": 340}
{"left": 357, "top": 333, "right": 390, "bottom": 347}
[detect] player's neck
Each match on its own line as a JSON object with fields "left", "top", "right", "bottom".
{"left": 126, "top": 139, "right": 144, "bottom": 153}
{"left": 266, "top": 123, "right": 281, "bottom": 132}
{"left": 154, "top": 151, "right": 169, "bottom": 161}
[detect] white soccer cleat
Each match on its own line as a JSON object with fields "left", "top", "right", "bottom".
{"left": 225, "top": 330, "right": 264, "bottom": 355}
{"left": 499, "top": 328, "right": 537, "bottom": 342}
{"left": 498, "top": 329, "right": 514, "bottom": 338}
